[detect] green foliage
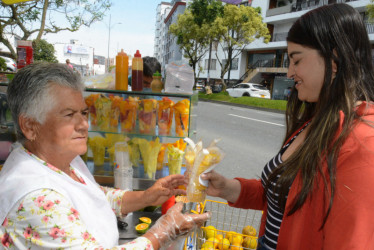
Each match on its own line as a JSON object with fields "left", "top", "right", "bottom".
{"left": 198, "top": 92, "right": 287, "bottom": 111}
{"left": 32, "top": 39, "right": 58, "bottom": 63}
{"left": 169, "top": 0, "right": 223, "bottom": 82}
{"left": 367, "top": 0, "right": 374, "bottom": 22}
{"left": 189, "top": 0, "right": 224, "bottom": 26}
{"left": 211, "top": 5, "right": 270, "bottom": 88}
{"left": 0, "top": 0, "right": 111, "bottom": 59}
{"left": 0, "top": 57, "right": 6, "bottom": 71}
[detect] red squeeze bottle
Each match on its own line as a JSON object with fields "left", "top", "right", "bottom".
{"left": 161, "top": 195, "right": 175, "bottom": 215}
{"left": 131, "top": 50, "right": 143, "bottom": 91}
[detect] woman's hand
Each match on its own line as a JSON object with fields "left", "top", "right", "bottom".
{"left": 143, "top": 174, "right": 186, "bottom": 206}
{"left": 200, "top": 170, "right": 241, "bottom": 203}
{"left": 146, "top": 202, "right": 211, "bottom": 248}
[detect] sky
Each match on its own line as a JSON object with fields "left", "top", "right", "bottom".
{"left": 43, "top": 0, "right": 162, "bottom": 59}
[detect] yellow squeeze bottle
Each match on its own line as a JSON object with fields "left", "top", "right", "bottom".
{"left": 115, "top": 49, "right": 129, "bottom": 91}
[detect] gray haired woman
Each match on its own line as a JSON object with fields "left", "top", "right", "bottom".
{"left": 0, "top": 62, "right": 209, "bottom": 249}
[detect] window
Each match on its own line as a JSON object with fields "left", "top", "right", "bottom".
{"left": 222, "top": 58, "right": 239, "bottom": 70}
{"left": 204, "top": 59, "right": 216, "bottom": 70}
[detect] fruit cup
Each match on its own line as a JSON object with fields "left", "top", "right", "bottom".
{"left": 120, "top": 97, "right": 138, "bottom": 133}
{"left": 92, "top": 144, "right": 105, "bottom": 174}
{"left": 138, "top": 99, "right": 157, "bottom": 135}
{"left": 85, "top": 94, "right": 100, "bottom": 129}
{"left": 95, "top": 95, "right": 112, "bottom": 132}
{"left": 157, "top": 97, "right": 174, "bottom": 135}
{"left": 173, "top": 99, "right": 190, "bottom": 137}
{"left": 109, "top": 95, "right": 122, "bottom": 132}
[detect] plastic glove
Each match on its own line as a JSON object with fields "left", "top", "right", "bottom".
{"left": 148, "top": 202, "right": 211, "bottom": 247}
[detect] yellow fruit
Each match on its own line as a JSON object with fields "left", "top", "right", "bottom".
{"left": 242, "top": 237, "right": 258, "bottom": 249}
{"left": 207, "top": 237, "right": 220, "bottom": 248}
{"left": 204, "top": 225, "right": 217, "bottom": 239}
{"left": 216, "top": 234, "right": 224, "bottom": 242}
{"left": 230, "top": 243, "right": 242, "bottom": 250}
{"left": 232, "top": 234, "right": 243, "bottom": 245}
{"left": 242, "top": 225, "right": 256, "bottom": 237}
{"left": 225, "top": 231, "right": 237, "bottom": 243}
{"left": 201, "top": 242, "right": 215, "bottom": 249}
{"left": 218, "top": 238, "right": 230, "bottom": 250}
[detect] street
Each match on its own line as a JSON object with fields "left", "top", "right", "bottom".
{"left": 194, "top": 101, "right": 286, "bottom": 199}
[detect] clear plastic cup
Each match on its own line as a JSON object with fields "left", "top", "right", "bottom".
{"left": 114, "top": 167, "right": 133, "bottom": 191}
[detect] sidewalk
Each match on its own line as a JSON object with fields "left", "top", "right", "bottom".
{"left": 198, "top": 98, "right": 286, "bottom": 114}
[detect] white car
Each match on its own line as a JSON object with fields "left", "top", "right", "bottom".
{"left": 0, "top": 56, "right": 17, "bottom": 72}
{"left": 226, "top": 83, "right": 270, "bottom": 99}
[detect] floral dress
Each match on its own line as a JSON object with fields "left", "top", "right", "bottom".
{"left": 0, "top": 148, "right": 153, "bottom": 250}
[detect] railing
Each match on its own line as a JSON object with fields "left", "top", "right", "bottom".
{"left": 272, "top": 32, "right": 288, "bottom": 42}
{"left": 236, "top": 59, "right": 288, "bottom": 84}
{"left": 365, "top": 20, "right": 374, "bottom": 34}
{"left": 291, "top": 0, "right": 359, "bottom": 13}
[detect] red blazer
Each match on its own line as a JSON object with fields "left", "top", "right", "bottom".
{"left": 229, "top": 102, "right": 374, "bottom": 249}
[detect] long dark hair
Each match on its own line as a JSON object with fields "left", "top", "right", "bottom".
{"left": 266, "top": 3, "right": 374, "bottom": 228}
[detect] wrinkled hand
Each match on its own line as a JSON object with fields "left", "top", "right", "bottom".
{"left": 148, "top": 202, "right": 211, "bottom": 247}
{"left": 144, "top": 174, "right": 186, "bottom": 206}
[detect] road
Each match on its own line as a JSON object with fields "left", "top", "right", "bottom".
{"left": 193, "top": 101, "right": 286, "bottom": 195}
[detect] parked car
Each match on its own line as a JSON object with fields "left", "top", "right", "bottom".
{"left": 211, "top": 83, "right": 223, "bottom": 93}
{"left": 195, "top": 81, "right": 205, "bottom": 92}
{"left": 226, "top": 83, "right": 270, "bottom": 99}
{"left": 0, "top": 56, "right": 16, "bottom": 72}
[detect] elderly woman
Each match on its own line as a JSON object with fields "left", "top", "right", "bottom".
{"left": 0, "top": 63, "right": 209, "bottom": 249}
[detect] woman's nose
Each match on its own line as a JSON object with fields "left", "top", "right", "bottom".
{"left": 77, "top": 113, "right": 89, "bottom": 130}
{"left": 287, "top": 64, "right": 295, "bottom": 79}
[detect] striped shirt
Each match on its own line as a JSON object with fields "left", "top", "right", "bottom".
{"left": 260, "top": 122, "right": 310, "bottom": 250}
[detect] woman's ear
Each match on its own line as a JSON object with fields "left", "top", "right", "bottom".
{"left": 19, "top": 115, "right": 39, "bottom": 141}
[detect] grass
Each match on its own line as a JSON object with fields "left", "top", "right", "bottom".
{"left": 198, "top": 91, "right": 287, "bottom": 111}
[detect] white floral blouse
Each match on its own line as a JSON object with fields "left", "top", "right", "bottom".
{"left": 0, "top": 148, "right": 153, "bottom": 250}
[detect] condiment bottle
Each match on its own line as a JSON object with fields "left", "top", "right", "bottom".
{"left": 131, "top": 50, "right": 143, "bottom": 91}
{"left": 115, "top": 49, "right": 129, "bottom": 91}
{"left": 151, "top": 71, "right": 163, "bottom": 93}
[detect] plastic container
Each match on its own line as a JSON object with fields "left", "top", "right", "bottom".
{"left": 114, "top": 142, "right": 133, "bottom": 191}
{"left": 151, "top": 71, "right": 163, "bottom": 93}
{"left": 115, "top": 49, "right": 129, "bottom": 91}
{"left": 131, "top": 50, "right": 143, "bottom": 91}
{"left": 138, "top": 99, "right": 157, "bottom": 134}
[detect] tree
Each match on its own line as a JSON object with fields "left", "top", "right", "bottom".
{"left": 367, "top": 0, "right": 374, "bottom": 21}
{"left": 169, "top": 0, "right": 223, "bottom": 83}
{"left": 211, "top": 5, "right": 270, "bottom": 90}
{"left": 0, "top": 0, "right": 111, "bottom": 59}
{"left": 0, "top": 57, "right": 6, "bottom": 71}
{"left": 32, "top": 39, "right": 57, "bottom": 62}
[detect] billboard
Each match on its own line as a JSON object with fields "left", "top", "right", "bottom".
{"left": 64, "top": 44, "right": 90, "bottom": 55}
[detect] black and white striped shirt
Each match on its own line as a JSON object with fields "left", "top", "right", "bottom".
{"left": 260, "top": 122, "right": 310, "bottom": 250}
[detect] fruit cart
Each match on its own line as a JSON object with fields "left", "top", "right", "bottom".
{"left": 185, "top": 199, "right": 262, "bottom": 250}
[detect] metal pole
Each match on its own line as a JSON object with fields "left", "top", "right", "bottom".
{"left": 107, "top": 14, "right": 111, "bottom": 73}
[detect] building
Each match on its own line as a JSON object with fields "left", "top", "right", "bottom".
{"left": 162, "top": 0, "right": 189, "bottom": 73}
{"left": 54, "top": 39, "right": 95, "bottom": 76}
{"left": 155, "top": 0, "right": 372, "bottom": 99}
{"left": 154, "top": 2, "right": 172, "bottom": 70}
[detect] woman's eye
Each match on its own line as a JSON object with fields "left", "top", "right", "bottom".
{"left": 82, "top": 111, "right": 89, "bottom": 116}
{"left": 66, "top": 113, "right": 74, "bottom": 117}
{"left": 294, "top": 60, "right": 300, "bottom": 65}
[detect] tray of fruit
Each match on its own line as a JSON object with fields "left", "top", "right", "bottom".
{"left": 194, "top": 199, "right": 262, "bottom": 250}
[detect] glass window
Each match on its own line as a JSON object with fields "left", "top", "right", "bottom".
{"left": 204, "top": 59, "right": 216, "bottom": 70}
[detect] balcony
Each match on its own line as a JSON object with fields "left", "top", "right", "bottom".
{"left": 266, "top": 0, "right": 362, "bottom": 18}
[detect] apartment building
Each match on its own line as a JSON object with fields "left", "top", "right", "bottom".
{"left": 154, "top": 0, "right": 368, "bottom": 99}
{"left": 194, "top": 0, "right": 372, "bottom": 99}
{"left": 154, "top": 2, "right": 172, "bottom": 70}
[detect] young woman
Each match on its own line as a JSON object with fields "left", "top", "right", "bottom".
{"left": 201, "top": 3, "right": 374, "bottom": 249}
